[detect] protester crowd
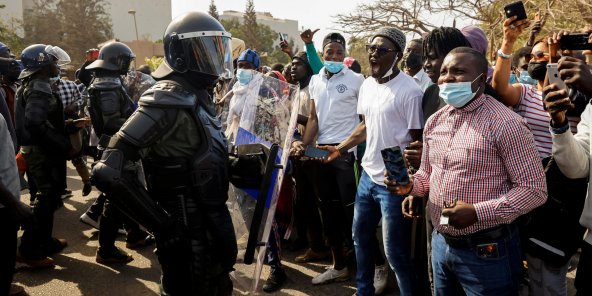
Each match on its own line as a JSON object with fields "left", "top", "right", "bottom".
{"left": 1, "top": 7, "right": 592, "bottom": 296}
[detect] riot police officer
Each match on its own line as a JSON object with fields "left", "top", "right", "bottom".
{"left": 15, "top": 44, "right": 71, "bottom": 267}
{"left": 85, "top": 41, "right": 151, "bottom": 264}
{"left": 92, "top": 12, "right": 237, "bottom": 295}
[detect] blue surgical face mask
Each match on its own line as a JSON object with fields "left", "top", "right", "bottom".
{"left": 509, "top": 73, "right": 517, "bottom": 84}
{"left": 323, "top": 61, "right": 344, "bottom": 74}
{"left": 439, "top": 74, "right": 483, "bottom": 108}
{"left": 518, "top": 70, "right": 537, "bottom": 85}
{"left": 236, "top": 68, "right": 253, "bottom": 85}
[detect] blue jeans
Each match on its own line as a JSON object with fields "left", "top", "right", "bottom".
{"left": 353, "top": 171, "right": 416, "bottom": 296}
{"left": 431, "top": 225, "right": 522, "bottom": 296}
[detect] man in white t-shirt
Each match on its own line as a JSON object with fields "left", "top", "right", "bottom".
{"left": 291, "top": 32, "right": 364, "bottom": 285}
{"left": 323, "top": 27, "right": 424, "bottom": 296}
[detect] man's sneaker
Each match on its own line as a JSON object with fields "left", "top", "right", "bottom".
{"left": 16, "top": 251, "right": 54, "bottom": 268}
{"left": 295, "top": 248, "right": 330, "bottom": 263}
{"left": 61, "top": 189, "right": 73, "bottom": 200}
{"left": 96, "top": 247, "right": 133, "bottom": 264}
{"left": 374, "top": 264, "right": 388, "bottom": 295}
{"left": 311, "top": 266, "right": 349, "bottom": 285}
{"left": 262, "top": 269, "right": 287, "bottom": 293}
{"left": 82, "top": 182, "right": 92, "bottom": 196}
{"left": 80, "top": 212, "right": 100, "bottom": 230}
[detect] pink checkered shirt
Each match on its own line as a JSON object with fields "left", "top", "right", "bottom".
{"left": 410, "top": 94, "right": 547, "bottom": 236}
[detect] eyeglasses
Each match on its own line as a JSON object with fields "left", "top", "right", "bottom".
{"left": 365, "top": 45, "right": 397, "bottom": 55}
{"left": 529, "top": 50, "right": 550, "bottom": 61}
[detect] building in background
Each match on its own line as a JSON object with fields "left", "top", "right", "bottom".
{"left": 220, "top": 10, "right": 303, "bottom": 51}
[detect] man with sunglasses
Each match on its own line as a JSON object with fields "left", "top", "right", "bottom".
{"left": 321, "top": 27, "right": 423, "bottom": 296}
{"left": 290, "top": 32, "right": 364, "bottom": 285}
{"left": 389, "top": 47, "right": 546, "bottom": 296}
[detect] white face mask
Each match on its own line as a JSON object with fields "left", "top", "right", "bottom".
{"left": 381, "top": 59, "right": 398, "bottom": 78}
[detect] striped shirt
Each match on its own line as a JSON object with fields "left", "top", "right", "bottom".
{"left": 515, "top": 84, "right": 579, "bottom": 158}
{"left": 411, "top": 94, "right": 547, "bottom": 236}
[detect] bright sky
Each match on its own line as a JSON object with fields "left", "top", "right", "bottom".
{"left": 171, "top": 0, "right": 475, "bottom": 51}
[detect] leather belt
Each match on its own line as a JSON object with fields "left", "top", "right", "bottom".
{"left": 440, "top": 223, "right": 516, "bottom": 249}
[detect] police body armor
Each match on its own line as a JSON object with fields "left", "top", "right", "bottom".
{"left": 140, "top": 80, "right": 230, "bottom": 206}
{"left": 93, "top": 78, "right": 236, "bottom": 295}
{"left": 87, "top": 75, "right": 135, "bottom": 138}
{"left": 15, "top": 78, "right": 68, "bottom": 150}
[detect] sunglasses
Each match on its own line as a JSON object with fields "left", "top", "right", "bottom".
{"left": 527, "top": 50, "right": 550, "bottom": 61}
{"left": 366, "top": 45, "right": 397, "bottom": 55}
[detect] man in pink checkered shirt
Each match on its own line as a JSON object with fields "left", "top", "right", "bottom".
{"left": 388, "top": 47, "right": 547, "bottom": 296}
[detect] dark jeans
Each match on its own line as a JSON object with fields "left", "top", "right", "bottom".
{"left": 293, "top": 161, "right": 324, "bottom": 251}
{"left": 0, "top": 209, "right": 17, "bottom": 295}
{"left": 575, "top": 241, "right": 592, "bottom": 296}
{"left": 311, "top": 152, "right": 356, "bottom": 257}
{"left": 99, "top": 198, "right": 144, "bottom": 249}
{"left": 266, "top": 220, "right": 283, "bottom": 274}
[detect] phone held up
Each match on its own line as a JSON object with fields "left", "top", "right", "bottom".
{"left": 381, "top": 146, "right": 410, "bottom": 186}
{"left": 504, "top": 1, "right": 527, "bottom": 23}
{"left": 560, "top": 33, "right": 592, "bottom": 51}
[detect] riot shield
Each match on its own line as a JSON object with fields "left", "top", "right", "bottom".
{"left": 226, "top": 72, "right": 299, "bottom": 293}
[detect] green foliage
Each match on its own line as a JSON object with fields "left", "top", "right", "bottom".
{"left": 347, "top": 36, "right": 371, "bottom": 76}
{"left": 144, "top": 56, "right": 164, "bottom": 72}
{"left": 22, "top": 0, "right": 113, "bottom": 66}
{"left": 0, "top": 17, "right": 25, "bottom": 55}
{"left": 208, "top": 0, "right": 219, "bottom": 20}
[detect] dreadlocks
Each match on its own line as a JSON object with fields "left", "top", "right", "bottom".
{"left": 423, "top": 27, "right": 471, "bottom": 59}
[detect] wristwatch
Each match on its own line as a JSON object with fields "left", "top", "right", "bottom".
{"left": 497, "top": 49, "right": 512, "bottom": 59}
{"left": 551, "top": 121, "right": 570, "bottom": 134}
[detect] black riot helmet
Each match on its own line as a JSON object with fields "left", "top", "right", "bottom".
{"left": 152, "top": 11, "right": 233, "bottom": 80}
{"left": 18, "top": 44, "right": 70, "bottom": 79}
{"left": 86, "top": 42, "right": 135, "bottom": 75}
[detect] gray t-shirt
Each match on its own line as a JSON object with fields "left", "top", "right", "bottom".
{"left": 0, "top": 113, "right": 20, "bottom": 207}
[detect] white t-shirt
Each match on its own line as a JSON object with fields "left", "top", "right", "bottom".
{"left": 309, "top": 67, "right": 364, "bottom": 144}
{"left": 358, "top": 73, "right": 424, "bottom": 185}
{"left": 413, "top": 69, "right": 433, "bottom": 92}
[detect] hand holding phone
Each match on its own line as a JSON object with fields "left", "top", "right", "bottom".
{"left": 546, "top": 63, "right": 567, "bottom": 90}
{"left": 304, "top": 145, "right": 329, "bottom": 160}
{"left": 560, "top": 33, "right": 592, "bottom": 50}
{"left": 381, "top": 146, "right": 409, "bottom": 185}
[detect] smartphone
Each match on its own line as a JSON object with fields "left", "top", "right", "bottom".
{"left": 304, "top": 145, "right": 329, "bottom": 159}
{"left": 381, "top": 146, "right": 409, "bottom": 185}
{"left": 546, "top": 63, "right": 567, "bottom": 90}
{"left": 504, "top": 1, "right": 527, "bottom": 22}
{"left": 560, "top": 33, "right": 592, "bottom": 50}
{"left": 278, "top": 32, "right": 286, "bottom": 42}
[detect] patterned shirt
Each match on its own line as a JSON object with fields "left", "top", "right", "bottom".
{"left": 515, "top": 84, "right": 579, "bottom": 158}
{"left": 56, "top": 79, "right": 83, "bottom": 108}
{"left": 411, "top": 94, "right": 547, "bottom": 236}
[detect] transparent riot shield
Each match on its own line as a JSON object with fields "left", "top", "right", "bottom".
{"left": 226, "top": 72, "right": 299, "bottom": 293}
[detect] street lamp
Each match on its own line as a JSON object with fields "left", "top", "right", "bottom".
{"left": 128, "top": 9, "right": 139, "bottom": 41}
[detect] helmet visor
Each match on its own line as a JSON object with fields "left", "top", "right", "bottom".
{"left": 179, "top": 32, "right": 233, "bottom": 79}
{"left": 45, "top": 45, "right": 70, "bottom": 66}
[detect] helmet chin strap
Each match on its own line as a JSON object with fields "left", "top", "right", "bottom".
{"left": 381, "top": 58, "right": 398, "bottom": 78}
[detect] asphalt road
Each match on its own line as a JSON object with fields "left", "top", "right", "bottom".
{"left": 12, "top": 163, "right": 578, "bottom": 295}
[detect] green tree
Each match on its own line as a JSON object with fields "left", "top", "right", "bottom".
{"left": 22, "top": 0, "right": 113, "bottom": 66}
{"left": 347, "top": 36, "right": 371, "bottom": 75}
{"left": 208, "top": 0, "right": 219, "bottom": 20}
